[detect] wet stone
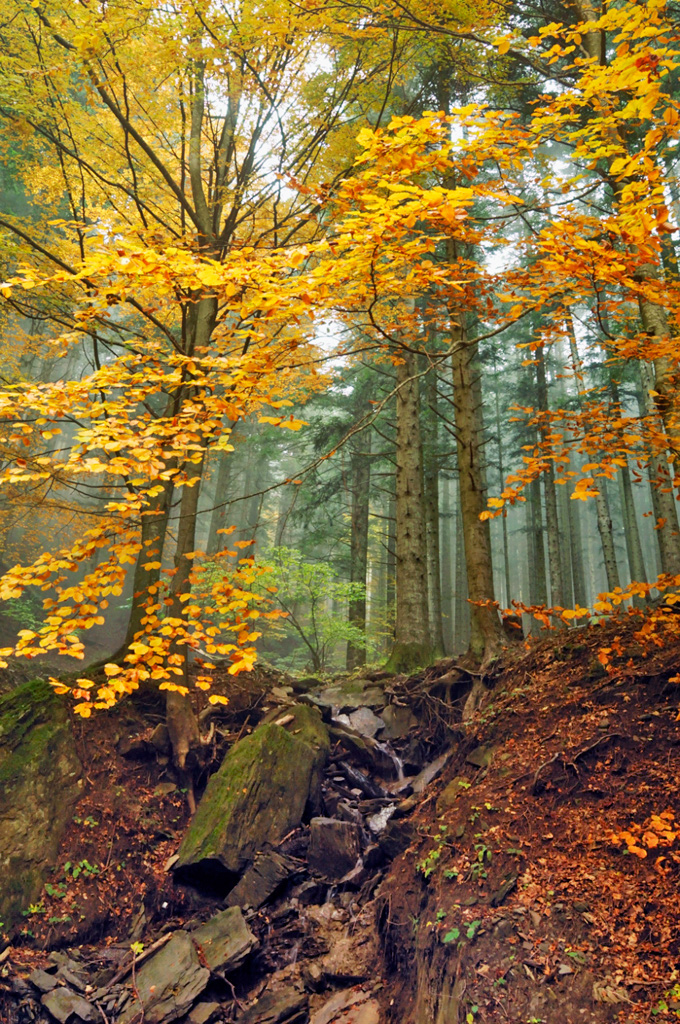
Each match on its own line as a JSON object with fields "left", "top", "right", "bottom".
{"left": 187, "top": 1002, "right": 221, "bottom": 1024}
{"left": 380, "top": 705, "right": 416, "bottom": 740}
{"left": 308, "top": 818, "right": 362, "bottom": 880}
{"left": 411, "top": 751, "right": 452, "bottom": 794}
{"left": 118, "top": 931, "right": 210, "bottom": 1024}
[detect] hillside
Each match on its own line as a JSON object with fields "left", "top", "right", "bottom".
{"left": 1, "top": 617, "right": 680, "bottom": 1024}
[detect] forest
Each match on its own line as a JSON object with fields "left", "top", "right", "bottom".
{"left": 1, "top": 0, "right": 680, "bottom": 1023}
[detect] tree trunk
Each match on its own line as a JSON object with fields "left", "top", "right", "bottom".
{"left": 422, "top": 363, "right": 446, "bottom": 658}
{"left": 439, "top": 475, "right": 454, "bottom": 654}
{"left": 453, "top": 484, "right": 470, "bottom": 653}
{"left": 450, "top": 326, "right": 502, "bottom": 664}
{"left": 535, "top": 346, "right": 565, "bottom": 611}
{"left": 638, "top": 362, "right": 680, "bottom": 575}
{"left": 385, "top": 351, "right": 431, "bottom": 673}
{"left": 346, "top": 422, "right": 371, "bottom": 670}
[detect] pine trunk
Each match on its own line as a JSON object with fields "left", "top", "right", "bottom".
{"left": 346, "top": 426, "right": 371, "bottom": 670}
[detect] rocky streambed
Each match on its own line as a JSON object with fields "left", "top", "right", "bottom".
{"left": 0, "top": 668, "right": 455, "bottom": 1024}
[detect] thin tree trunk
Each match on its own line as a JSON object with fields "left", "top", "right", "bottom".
{"left": 347, "top": 424, "right": 371, "bottom": 670}
{"left": 527, "top": 476, "right": 548, "bottom": 609}
{"left": 439, "top": 475, "right": 454, "bottom": 654}
{"left": 386, "top": 351, "right": 431, "bottom": 672}
{"left": 609, "top": 377, "right": 647, "bottom": 602}
{"left": 205, "top": 447, "right": 233, "bottom": 556}
{"left": 535, "top": 346, "right": 565, "bottom": 611}
{"left": 423, "top": 363, "right": 445, "bottom": 658}
{"left": 453, "top": 486, "right": 469, "bottom": 653}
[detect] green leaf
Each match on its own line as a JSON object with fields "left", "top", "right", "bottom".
{"left": 443, "top": 928, "right": 460, "bottom": 944}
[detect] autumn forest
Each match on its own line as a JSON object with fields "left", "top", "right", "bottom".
{"left": 2, "top": 1, "right": 680, "bottom": 1022}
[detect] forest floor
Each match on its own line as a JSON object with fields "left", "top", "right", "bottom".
{"left": 3, "top": 613, "right": 680, "bottom": 1024}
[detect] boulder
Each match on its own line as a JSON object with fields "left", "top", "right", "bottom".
{"left": 192, "top": 907, "right": 258, "bottom": 973}
{"left": 411, "top": 750, "right": 452, "bottom": 794}
{"left": 175, "top": 705, "right": 329, "bottom": 891}
{"left": 226, "top": 850, "right": 297, "bottom": 909}
{"left": 118, "top": 931, "right": 209, "bottom": 1024}
{"left": 0, "top": 679, "right": 82, "bottom": 928}
{"left": 308, "top": 818, "right": 362, "bottom": 880}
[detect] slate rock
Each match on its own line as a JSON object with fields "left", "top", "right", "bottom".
{"left": 118, "top": 931, "right": 210, "bottom": 1024}
{"left": 378, "top": 819, "right": 414, "bottom": 860}
{"left": 188, "top": 1003, "right": 221, "bottom": 1024}
{"left": 226, "top": 850, "right": 296, "bottom": 910}
{"left": 0, "top": 679, "right": 82, "bottom": 928}
{"left": 192, "top": 906, "right": 258, "bottom": 973}
{"left": 238, "top": 987, "right": 308, "bottom": 1024}
{"left": 29, "top": 969, "right": 59, "bottom": 993}
{"left": 465, "top": 745, "right": 494, "bottom": 769}
{"left": 175, "top": 705, "right": 329, "bottom": 891}
{"left": 308, "top": 818, "right": 362, "bottom": 880}
{"left": 41, "top": 988, "right": 97, "bottom": 1023}
{"left": 347, "top": 708, "right": 383, "bottom": 739}
{"left": 310, "top": 988, "right": 372, "bottom": 1024}
{"left": 118, "top": 735, "right": 153, "bottom": 760}
{"left": 411, "top": 751, "right": 452, "bottom": 794}
{"left": 379, "top": 705, "right": 416, "bottom": 740}
{"left": 436, "top": 776, "right": 470, "bottom": 813}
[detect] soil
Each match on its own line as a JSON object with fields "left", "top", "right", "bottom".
{"left": 2, "top": 612, "right": 680, "bottom": 1023}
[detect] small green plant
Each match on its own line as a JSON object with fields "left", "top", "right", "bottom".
{"left": 466, "top": 919, "right": 482, "bottom": 940}
{"left": 22, "top": 901, "right": 46, "bottom": 916}
{"left": 130, "top": 941, "right": 145, "bottom": 956}
{"left": 444, "top": 868, "right": 459, "bottom": 880}
{"left": 47, "top": 914, "right": 72, "bottom": 925}
{"left": 469, "top": 843, "right": 492, "bottom": 881}
{"left": 652, "top": 983, "right": 680, "bottom": 1016}
{"left": 64, "top": 859, "right": 100, "bottom": 880}
{"left": 442, "top": 927, "right": 460, "bottom": 944}
{"left": 45, "top": 881, "right": 68, "bottom": 899}
{"left": 436, "top": 908, "right": 446, "bottom": 922}
{"left": 416, "top": 825, "right": 453, "bottom": 879}
{"left": 466, "top": 1007, "right": 479, "bottom": 1023}
{"left": 73, "top": 815, "right": 99, "bottom": 828}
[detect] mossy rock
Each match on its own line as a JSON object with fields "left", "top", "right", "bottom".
{"left": 175, "top": 704, "right": 329, "bottom": 893}
{"left": 0, "top": 679, "right": 82, "bottom": 928}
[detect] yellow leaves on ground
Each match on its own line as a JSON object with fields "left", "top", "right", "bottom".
{"left": 608, "top": 810, "right": 678, "bottom": 867}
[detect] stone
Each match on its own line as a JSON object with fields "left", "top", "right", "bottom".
{"left": 436, "top": 776, "right": 470, "bottom": 813}
{"left": 175, "top": 705, "right": 329, "bottom": 891}
{"left": 317, "top": 683, "right": 385, "bottom": 713}
{"left": 465, "top": 745, "right": 494, "bottom": 769}
{"left": 226, "top": 850, "right": 296, "bottom": 909}
{"left": 378, "top": 819, "right": 414, "bottom": 860}
{"left": 188, "top": 1003, "right": 220, "bottom": 1024}
{"left": 150, "top": 723, "right": 171, "bottom": 754}
{"left": 379, "top": 705, "right": 416, "bottom": 740}
{"left": 238, "top": 987, "right": 308, "bottom": 1024}
{"left": 308, "top": 818, "right": 362, "bottom": 880}
{"left": 0, "top": 679, "right": 82, "bottom": 928}
{"left": 41, "top": 988, "right": 97, "bottom": 1023}
{"left": 192, "top": 906, "right": 258, "bottom": 973}
{"left": 411, "top": 751, "right": 452, "bottom": 794}
{"left": 154, "top": 781, "right": 177, "bottom": 797}
{"left": 29, "top": 968, "right": 59, "bottom": 993}
{"left": 291, "top": 676, "right": 323, "bottom": 693}
{"left": 489, "top": 872, "right": 518, "bottom": 907}
{"left": 118, "top": 931, "right": 210, "bottom": 1024}
{"left": 310, "top": 988, "right": 373, "bottom": 1024}
{"left": 347, "top": 708, "right": 383, "bottom": 739}
{"left": 118, "top": 735, "right": 153, "bottom": 760}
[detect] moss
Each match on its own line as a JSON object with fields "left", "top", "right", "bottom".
{"left": 0, "top": 679, "right": 69, "bottom": 790}
{"left": 384, "top": 641, "right": 433, "bottom": 675}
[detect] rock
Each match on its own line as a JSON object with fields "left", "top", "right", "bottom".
{"left": 238, "top": 987, "right": 308, "bottom": 1024}
{"left": 150, "top": 723, "right": 171, "bottom": 754}
{"left": 0, "top": 679, "right": 82, "bottom": 928}
{"left": 378, "top": 819, "right": 414, "bottom": 860}
{"left": 465, "top": 745, "right": 494, "bottom": 769}
{"left": 118, "top": 931, "right": 209, "bottom": 1024}
{"left": 175, "top": 705, "right": 329, "bottom": 891}
{"left": 291, "top": 676, "right": 323, "bottom": 693}
{"left": 310, "top": 988, "right": 377, "bottom": 1024}
{"left": 297, "top": 693, "right": 333, "bottom": 722}
{"left": 489, "top": 872, "right": 518, "bottom": 907}
{"left": 192, "top": 906, "right": 258, "bottom": 973}
{"left": 366, "top": 805, "right": 395, "bottom": 835}
{"left": 436, "top": 776, "right": 469, "bottom": 813}
{"left": 347, "top": 708, "right": 383, "bottom": 739}
{"left": 379, "top": 705, "right": 416, "bottom": 740}
{"left": 308, "top": 818, "right": 362, "bottom": 880}
{"left": 41, "top": 988, "right": 97, "bottom": 1023}
{"left": 411, "top": 751, "right": 452, "bottom": 794}
{"left": 29, "top": 969, "right": 59, "bottom": 993}
{"left": 154, "top": 781, "right": 177, "bottom": 797}
{"left": 317, "top": 683, "right": 385, "bottom": 712}
{"left": 188, "top": 1003, "right": 220, "bottom": 1024}
{"left": 291, "top": 879, "right": 328, "bottom": 906}
{"left": 118, "top": 735, "right": 153, "bottom": 760}
{"left": 226, "top": 850, "right": 297, "bottom": 910}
